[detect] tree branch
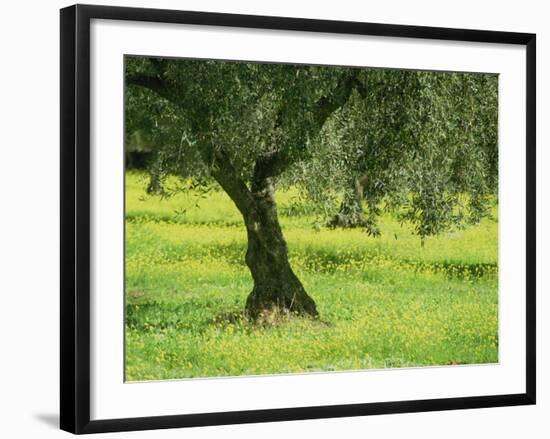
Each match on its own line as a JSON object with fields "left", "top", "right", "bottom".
{"left": 251, "top": 150, "right": 289, "bottom": 191}
{"left": 208, "top": 147, "right": 256, "bottom": 216}
{"left": 248, "top": 72, "right": 364, "bottom": 189}
{"left": 315, "top": 72, "right": 363, "bottom": 127}
{"left": 125, "top": 72, "right": 165, "bottom": 93}
{"left": 125, "top": 58, "right": 171, "bottom": 93}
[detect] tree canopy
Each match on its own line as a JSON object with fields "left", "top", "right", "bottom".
{"left": 126, "top": 57, "right": 497, "bottom": 237}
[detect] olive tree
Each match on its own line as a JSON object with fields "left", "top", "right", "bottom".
{"left": 125, "top": 56, "right": 498, "bottom": 318}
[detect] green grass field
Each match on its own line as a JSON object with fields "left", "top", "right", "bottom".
{"left": 125, "top": 171, "right": 498, "bottom": 381}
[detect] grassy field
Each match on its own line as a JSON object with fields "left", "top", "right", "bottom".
{"left": 125, "top": 171, "right": 498, "bottom": 381}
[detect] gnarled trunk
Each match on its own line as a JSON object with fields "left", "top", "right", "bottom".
{"left": 209, "top": 148, "right": 317, "bottom": 320}
{"left": 243, "top": 175, "right": 317, "bottom": 319}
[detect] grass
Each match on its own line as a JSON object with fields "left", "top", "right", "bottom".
{"left": 125, "top": 171, "right": 498, "bottom": 381}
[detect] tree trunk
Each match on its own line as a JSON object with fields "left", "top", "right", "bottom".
{"left": 243, "top": 175, "right": 318, "bottom": 319}
{"left": 329, "top": 175, "right": 369, "bottom": 228}
{"left": 208, "top": 148, "right": 318, "bottom": 320}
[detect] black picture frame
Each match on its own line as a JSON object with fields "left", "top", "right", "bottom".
{"left": 60, "top": 4, "right": 536, "bottom": 434}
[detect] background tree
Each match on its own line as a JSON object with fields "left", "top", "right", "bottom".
{"left": 125, "top": 57, "right": 498, "bottom": 318}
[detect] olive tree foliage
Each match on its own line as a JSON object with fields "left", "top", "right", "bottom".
{"left": 290, "top": 70, "right": 498, "bottom": 237}
{"left": 125, "top": 56, "right": 498, "bottom": 317}
{"left": 126, "top": 58, "right": 349, "bottom": 182}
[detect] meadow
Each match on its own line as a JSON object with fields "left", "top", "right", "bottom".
{"left": 125, "top": 171, "right": 498, "bottom": 381}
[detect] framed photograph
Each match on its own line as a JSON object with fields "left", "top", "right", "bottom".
{"left": 60, "top": 4, "right": 536, "bottom": 434}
